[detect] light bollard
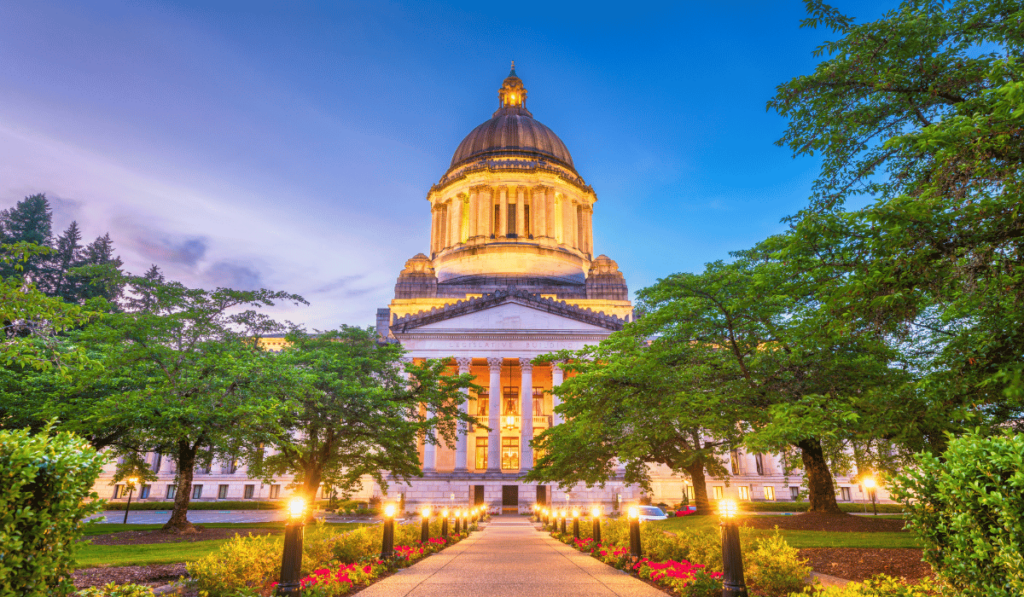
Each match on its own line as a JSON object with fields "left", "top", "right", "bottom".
{"left": 380, "top": 503, "right": 397, "bottom": 561}
{"left": 441, "top": 508, "right": 449, "bottom": 539}
{"left": 276, "top": 497, "right": 308, "bottom": 596}
{"left": 560, "top": 509, "right": 567, "bottom": 535}
{"left": 863, "top": 477, "right": 879, "bottom": 516}
{"left": 454, "top": 509, "right": 462, "bottom": 534}
{"left": 591, "top": 506, "right": 602, "bottom": 544}
{"left": 121, "top": 476, "right": 139, "bottom": 525}
{"left": 627, "top": 506, "right": 643, "bottom": 560}
{"left": 572, "top": 509, "right": 580, "bottom": 540}
{"left": 421, "top": 507, "right": 431, "bottom": 544}
{"left": 719, "top": 499, "right": 748, "bottom": 597}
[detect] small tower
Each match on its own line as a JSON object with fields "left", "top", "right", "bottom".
{"left": 498, "top": 61, "right": 527, "bottom": 109}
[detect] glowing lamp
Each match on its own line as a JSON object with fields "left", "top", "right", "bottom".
{"left": 442, "top": 508, "right": 449, "bottom": 517}
{"left": 422, "top": 506, "right": 431, "bottom": 518}
{"left": 591, "top": 506, "right": 601, "bottom": 518}
{"left": 862, "top": 477, "right": 877, "bottom": 489}
{"left": 127, "top": 476, "right": 139, "bottom": 487}
{"left": 719, "top": 499, "right": 738, "bottom": 519}
{"left": 628, "top": 506, "right": 639, "bottom": 519}
{"left": 572, "top": 509, "right": 580, "bottom": 519}
{"left": 288, "top": 497, "right": 306, "bottom": 520}
{"left": 384, "top": 503, "right": 397, "bottom": 518}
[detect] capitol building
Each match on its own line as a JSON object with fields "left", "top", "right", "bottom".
{"left": 94, "top": 66, "right": 886, "bottom": 512}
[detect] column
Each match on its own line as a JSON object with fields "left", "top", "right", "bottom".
{"left": 566, "top": 199, "right": 577, "bottom": 249}
{"left": 438, "top": 206, "right": 447, "bottom": 251}
{"left": 584, "top": 206, "right": 593, "bottom": 255}
{"left": 548, "top": 192, "right": 559, "bottom": 243}
{"left": 447, "top": 199, "right": 457, "bottom": 247}
{"left": 519, "top": 357, "right": 534, "bottom": 471}
{"left": 453, "top": 197, "right": 464, "bottom": 245}
{"left": 468, "top": 190, "right": 479, "bottom": 241}
{"left": 562, "top": 197, "right": 574, "bottom": 248}
{"left": 575, "top": 205, "right": 584, "bottom": 250}
{"left": 499, "top": 187, "right": 509, "bottom": 239}
{"left": 430, "top": 207, "right": 438, "bottom": 254}
{"left": 551, "top": 362, "right": 564, "bottom": 425}
{"left": 516, "top": 187, "right": 526, "bottom": 239}
{"left": 487, "top": 357, "right": 502, "bottom": 472}
{"left": 530, "top": 188, "right": 542, "bottom": 239}
{"left": 482, "top": 187, "right": 494, "bottom": 237}
{"left": 454, "top": 357, "right": 472, "bottom": 472}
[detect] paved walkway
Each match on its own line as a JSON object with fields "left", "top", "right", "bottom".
{"left": 358, "top": 518, "right": 664, "bottom": 597}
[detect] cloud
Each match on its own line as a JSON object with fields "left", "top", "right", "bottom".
{"left": 118, "top": 222, "right": 209, "bottom": 267}
{"left": 203, "top": 261, "right": 263, "bottom": 290}
{"left": 311, "top": 275, "right": 365, "bottom": 294}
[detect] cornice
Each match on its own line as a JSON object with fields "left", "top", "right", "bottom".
{"left": 428, "top": 160, "right": 595, "bottom": 200}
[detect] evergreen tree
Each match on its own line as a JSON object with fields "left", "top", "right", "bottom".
{"left": 42, "top": 221, "right": 84, "bottom": 301}
{"left": 0, "top": 194, "right": 53, "bottom": 280}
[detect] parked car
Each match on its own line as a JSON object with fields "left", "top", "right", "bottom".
{"left": 637, "top": 506, "right": 668, "bottom": 522}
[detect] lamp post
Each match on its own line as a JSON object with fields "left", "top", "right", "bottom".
{"left": 863, "top": 477, "right": 878, "bottom": 516}
{"left": 591, "top": 506, "right": 602, "bottom": 543}
{"left": 572, "top": 509, "right": 580, "bottom": 540}
{"left": 441, "top": 508, "right": 449, "bottom": 539}
{"left": 719, "top": 499, "right": 747, "bottom": 597}
{"left": 627, "top": 506, "right": 642, "bottom": 560}
{"left": 421, "top": 506, "right": 431, "bottom": 543}
{"left": 380, "top": 503, "right": 397, "bottom": 560}
{"left": 454, "top": 509, "right": 461, "bottom": 534}
{"left": 560, "top": 509, "right": 567, "bottom": 535}
{"left": 122, "top": 477, "right": 139, "bottom": 525}
{"left": 276, "top": 497, "right": 307, "bottom": 596}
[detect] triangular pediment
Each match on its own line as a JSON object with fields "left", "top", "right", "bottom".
{"left": 391, "top": 288, "right": 625, "bottom": 333}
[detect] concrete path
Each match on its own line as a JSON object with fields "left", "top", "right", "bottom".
{"left": 357, "top": 518, "right": 665, "bottom": 597}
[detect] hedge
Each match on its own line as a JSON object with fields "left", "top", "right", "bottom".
{"left": 97, "top": 499, "right": 369, "bottom": 511}
{"left": 1, "top": 427, "right": 107, "bottom": 596}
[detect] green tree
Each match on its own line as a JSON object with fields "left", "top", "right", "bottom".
{"left": 0, "top": 194, "right": 52, "bottom": 280}
{"left": 246, "top": 327, "right": 479, "bottom": 502}
{"left": 770, "top": 0, "right": 1024, "bottom": 443}
{"left": 525, "top": 332, "right": 737, "bottom": 515}
{"left": 79, "top": 272, "right": 306, "bottom": 532}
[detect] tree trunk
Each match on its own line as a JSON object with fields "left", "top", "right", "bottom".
{"left": 796, "top": 438, "right": 844, "bottom": 514}
{"left": 163, "top": 440, "right": 199, "bottom": 532}
{"left": 686, "top": 460, "right": 713, "bottom": 515}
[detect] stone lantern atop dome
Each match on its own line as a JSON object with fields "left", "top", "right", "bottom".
{"left": 497, "top": 62, "right": 528, "bottom": 111}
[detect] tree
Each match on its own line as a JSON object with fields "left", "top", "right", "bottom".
{"left": 632, "top": 253, "right": 907, "bottom": 514}
{"left": 246, "top": 326, "right": 479, "bottom": 502}
{"left": 0, "top": 194, "right": 52, "bottom": 280}
{"left": 769, "top": 0, "right": 1024, "bottom": 443}
{"left": 79, "top": 272, "right": 307, "bottom": 532}
{"left": 524, "top": 332, "right": 737, "bottom": 515}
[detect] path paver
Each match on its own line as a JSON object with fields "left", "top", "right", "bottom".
{"left": 358, "top": 518, "right": 665, "bottom": 597}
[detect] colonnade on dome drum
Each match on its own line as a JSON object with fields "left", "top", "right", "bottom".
{"left": 429, "top": 184, "right": 594, "bottom": 258}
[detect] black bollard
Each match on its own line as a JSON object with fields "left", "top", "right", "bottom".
{"left": 441, "top": 509, "right": 449, "bottom": 539}
{"left": 720, "top": 500, "right": 748, "bottom": 597}
{"left": 572, "top": 509, "right": 580, "bottom": 539}
{"left": 277, "top": 498, "right": 307, "bottom": 596}
{"left": 420, "top": 507, "right": 431, "bottom": 544}
{"left": 591, "top": 506, "right": 602, "bottom": 544}
{"left": 628, "top": 506, "right": 642, "bottom": 559}
{"left": 380, "top": 503, "right": 397, "bottom": 560}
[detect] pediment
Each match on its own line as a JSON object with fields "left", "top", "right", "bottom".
{"left": 413, "top": 301, "right": 610, "bottom": 332}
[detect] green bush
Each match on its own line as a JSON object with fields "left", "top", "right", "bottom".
{"left": 893, "top": 431, "right": 1024, "bottom": 597}
{"left": 99, "top": 500, "right": 284, "bottom": 511}
{"left": 790, "top": 574, "right": 940, "bottom": 596}
{"left": 742, "top": 502, "right": 904, "bottom": 514}
{"left": 745, "top": 530, "right": 811, "bottom": 597}
{"left": 76, "top": 583, "right": 154, "bottom": 597}
{"left": 0, "top": 427, "right": 107, "bottom": 597}
{"left": 186, "top": 533, "right": 281, "bottom": 597}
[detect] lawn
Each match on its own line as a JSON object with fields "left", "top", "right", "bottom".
{"left": 76, "top": 522, "right": 366, "bottom": 568}
{"left": 650, "top": 515, "right": 922, "bottom": 549}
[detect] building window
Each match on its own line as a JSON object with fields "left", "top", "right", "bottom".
{"left": 730, "top": 450, "right": 742, "bottom": 475}
{"left": 166, "top": 485, "right": 177, "bottom": 499}
{"left": 524, "top": 205, "right": 531, "bottom": 237}
{"left": 790, "top": 486, "right": 800, "bottom": 500}
{"left": 840, "top": 487, "right": 851, "bottom": 501}
{"left": 477, "top": 393, "right": 489, "bottom": 416}
{"left": 501, "top": 437, "right": 519, "bottom": 470}
{"left": 507, "top": 204, "right": 517, "bottom": 237}
{"left": 502, "top": 387, "right": 519, "bottom": 415}
{"left": 713, "top": 486, "right": 724, "bottom": 500}
{"left": 218, "top": 485, "right": 229, "bottom": 499}
{"left": 140, "top": 485, "right": 151, "bottom": 499}
{"left": 269, "top": 484, "right": 280, "bottom": 499}
{"left": 192, "top": 485, "right": 203, "bottom": 500}
{"left": 221, "top": 459, "right": 238, "bottom": 474}
{"left": 532, "top": 387, "right": 544, "bottom": 415}
{"left": 686, "top": 486, "right": 695, "bottom": 500}
{"left": 494, "top": 205, "right": 500, "bottom": 236}
{"left": 244, "top": 485, "right": 255, "bottom": 499}
{"left": 755, "top": 454, "right": 765, "bottom": 476}
{"left": 763, "top": 486, "right": 775, "bottom": 501}
{"left": 475, "top": 437, "right": 488, "bottom": 470}
{"left": 738, "top": 486, "right": 750, "bottom": 501}
{"left": 151, "top": 453, "right": 162, "bottom": 474}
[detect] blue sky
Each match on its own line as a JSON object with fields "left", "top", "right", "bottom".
{"left": 0, "top": 1, "right": 891, "bottom": 327}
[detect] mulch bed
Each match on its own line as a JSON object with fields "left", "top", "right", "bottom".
{"left": 85, "top": 527, "right": 281, "bottom": 545}
{"left": 73, "top": 564, "right": 188, "bottom": 589}
{"left": 799, "top": 548, "right": 932, "bottom": 582}
{"left": 741, "top": 512, "right": 907, "bottom": 533}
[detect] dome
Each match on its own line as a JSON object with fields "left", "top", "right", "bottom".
{"left": 449, "top": 111, "right": 575, "bottom": 171}
{"left": 448, "top": 64, "right": 575, "bottom": 172}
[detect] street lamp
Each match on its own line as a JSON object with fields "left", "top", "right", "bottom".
{"left": 572, "top": 509, "right": 580, "bottom": 539}
{"left": 719, "top": 499, "right": 748, "bottom": 597}
{"left": 276, "top": 497, "right": 307, "bottom": 596}
{"left": 591, "top": 506, "right": 602, "bottom": 543}
{"left": 441, "top": 508, "right": 450, "bottom": 539}
{"left": 864, "top": 479, "right": 880, "bottom": 516}
{"left": 627, "top": 506, "right": 642, "bottom": 560}
{"left": 421, "top": 506, "right": 431, "bottom": 543}
{"left": 122, "top": 477, "right": 139, "bottom": 525}
{"left": 380, "top": 503, "right": 397, "bottom": 560}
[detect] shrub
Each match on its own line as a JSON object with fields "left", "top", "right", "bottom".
{"left": 791, "top": 574, "right": 940, "bottom": 596}
{"left": 76, "top": 583, "right": 154, "bottom": 597}
{"left": 0, "top": 426, "right": 107, "bottom": 597}
{"left": 187, "top": 533, "right": 281, "bottom": 596}
{"left": 893, "top": 431, "right": 1024, "bottom": 597}
{"left": 745, "top": 529, "right": 811, "bottom": 597}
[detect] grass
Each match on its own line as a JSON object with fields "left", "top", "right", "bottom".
{"left": 651, "top": 515, "right": 922, "bottom": 549}
{"left": 75, "top": 522, "right": 367, "bottom": 568}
